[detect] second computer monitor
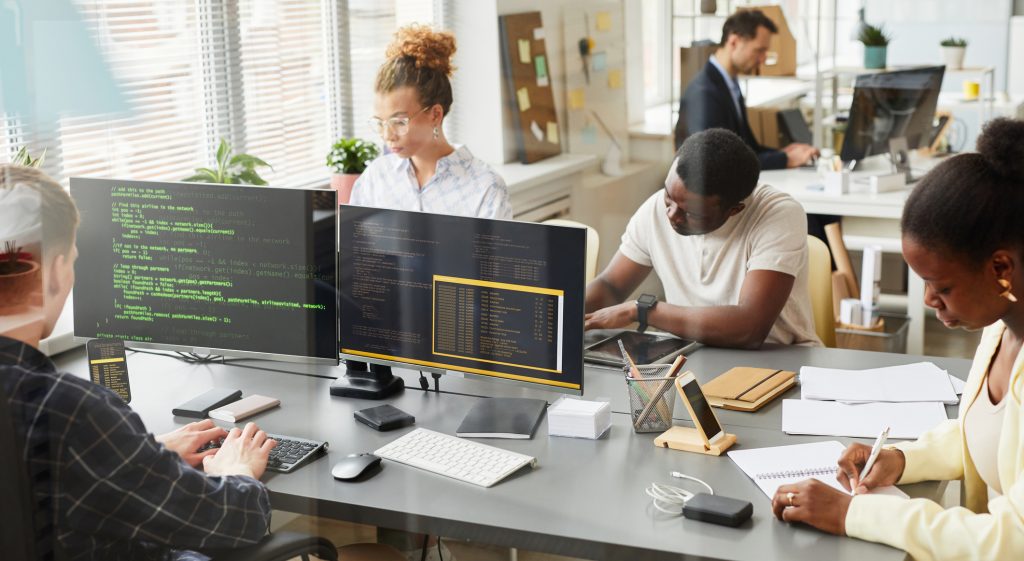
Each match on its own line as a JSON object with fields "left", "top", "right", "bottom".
{"left": 841, "top": 65, "right": 945, "bottom": 162}
{"left": 339, "top": 207, "right": 586, "bottom": 394}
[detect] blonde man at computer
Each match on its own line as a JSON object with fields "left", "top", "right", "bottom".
{"left": 585, "top": 128, "right": 820, "bottom": 348}
{"left": 0, "top": 165, "right": 276, "bottom": 561}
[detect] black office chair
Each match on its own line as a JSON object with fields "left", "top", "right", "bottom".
{"left": 0, "top": 388, "right": 338, "bottom": 561}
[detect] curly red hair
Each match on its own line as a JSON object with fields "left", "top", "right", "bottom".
{"left": 376, "top": 25, "right": 456, "bottom": 114}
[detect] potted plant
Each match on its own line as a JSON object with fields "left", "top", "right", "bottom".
{"left": 10, "top": 146, "right": 46, "bottom": 168}
{"left": 858, "top": 24, "right": 892, "bottom": 70}
{"left": 0, "top": 241, "right": 41, "bottom": 307}
{"left": 326, "top": 138, "right": 379, "bottom": 205}
{"left": 940, "top": 37, "right": 967, "bottom": 70}
{"left": 184, "top": 138, "right": 272, "bottom": 185}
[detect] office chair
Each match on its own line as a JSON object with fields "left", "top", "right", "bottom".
{"left": 542, "top": 218, "right": 600, "bottom": 283}
{"left": 806, "top": 235, "right": 837, "bottom": 347}
{"left": 0, "top": 387, "right": 338, "bottom": 561}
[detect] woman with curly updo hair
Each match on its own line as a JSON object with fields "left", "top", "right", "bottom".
{"left": 350, "top": 25, "right": 511, "bottom": 220}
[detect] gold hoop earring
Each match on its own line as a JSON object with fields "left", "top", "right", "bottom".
{"left": 998, "top": 279, "right": 1018, "bottom": 302}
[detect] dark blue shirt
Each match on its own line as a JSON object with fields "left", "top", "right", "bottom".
{"left": 0, "top": 336, "right": 271, "bottom": 561}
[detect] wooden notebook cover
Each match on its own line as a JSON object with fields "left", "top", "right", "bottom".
{"left": 703, "top": 367, "right": 796, "bottom": 412}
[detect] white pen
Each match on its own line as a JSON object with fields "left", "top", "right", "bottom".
{"left": 856, "top": 426, "right": 890, "bottom": 494}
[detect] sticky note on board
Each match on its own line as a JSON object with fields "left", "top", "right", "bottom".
{"left": 517, "top": 87, "right": 531, "bottom": 112}
{"left": 582, "top": 123, "right": 598, "bottom": 144}
{"left": 596, "top": 11, "right": 612, "bottom": 31}
{"left": 608, "top": 69, "right": 623, "bottom": 89}
{"left": 533, "top": 27, "right": 545, "bottom": 40}
{"left": 518, "top": 39, "right": 531, "bottom": 64}
{"left": 530, "top": 120, "right": 544, "bottom": 142}
{"left": 591, "top": 52, "right": 607, "bottom": 72}
{"left": 538, "top": 75, "right": 550, "bottom": 88}
{"left": 534, "top": 55, "right": 548, "bottom": 79}
{"left": 547, "top": 122, "right": 559, "bottom": 145}
{"left": 568, "top": 88, "right": 585, "bottom": 110}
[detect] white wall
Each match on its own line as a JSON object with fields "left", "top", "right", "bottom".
{"left": 449, "top": 1, "right": 504, "bottom": 163}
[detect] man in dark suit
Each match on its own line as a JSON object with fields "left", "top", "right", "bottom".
{"left": 674, "top": 10, "right": 817, "bottom": 170}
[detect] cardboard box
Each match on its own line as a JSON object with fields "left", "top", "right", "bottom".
{"left": 736, "top": 5, "right": 796, "bottom": 77}
{"left": 746, "top": 106, "right": 782, "bottom": 148}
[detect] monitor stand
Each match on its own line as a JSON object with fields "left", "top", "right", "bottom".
{"left": 330, "top": 360, "right": 404, "bottom": 399}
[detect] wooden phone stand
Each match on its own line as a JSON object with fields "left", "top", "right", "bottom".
{"left": 653, "top": 372, "right": 737, "bottom": 456}
{"left": 654, "top": 426, "right": 736, "bottom": 456}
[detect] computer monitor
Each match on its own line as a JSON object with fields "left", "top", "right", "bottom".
{"left": 840, "top": 65, "right": 946, "bottom": 163}
{"left": 335, "top": 206, "right": 586, "bottom": 397}
{"left": 70, "top": 178, "right": 339, "bottom": 364}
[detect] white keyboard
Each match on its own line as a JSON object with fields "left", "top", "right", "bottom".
{"left": 374, "top": 428, "right": 537, "bottom": 487}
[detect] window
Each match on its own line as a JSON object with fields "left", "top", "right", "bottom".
{"left": 2, "top": 0, "right": 445, "bottom": 189}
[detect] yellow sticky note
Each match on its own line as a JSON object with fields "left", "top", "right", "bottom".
{"left": 596, "top": 11, "right": 611, "bottom": 32}
{"left": 516, "top": 87, "right": 531, "bottom": 112}
{"left": 568, "top": 88, "right": 585, "bottom": 110}
{"left": 608, "top": 69, "right": 623, "bottom": 89}
{"left": 518, "top": 39, "right": 531, "bottom": 64}
{"left": 547, "top": 122, "right": 559, "bottom": 145}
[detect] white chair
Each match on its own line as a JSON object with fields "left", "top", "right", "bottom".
{"left": 541, "top": 218, "right": 600, "bottom": 284}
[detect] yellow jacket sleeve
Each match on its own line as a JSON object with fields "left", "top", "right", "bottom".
{"left": 892, "top": 418, "right": 963, "bottom": 484}
{"left": 845, "top": 481, "right": 1024, "bottom": 561}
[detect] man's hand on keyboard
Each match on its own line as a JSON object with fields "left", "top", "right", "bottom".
{"left": 203, "top": 422, "right": 277, "bottom": 480}
{"left": 155, "top": 419, "right": 229, "bottom": 468}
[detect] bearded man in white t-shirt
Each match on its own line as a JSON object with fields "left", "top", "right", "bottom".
{"left": 584, "top": 128, "right": 821, "bottom": 348}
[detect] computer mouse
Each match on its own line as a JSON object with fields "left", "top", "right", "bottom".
{"left": 332, "top": 453, "right": 382, "bottom": 481}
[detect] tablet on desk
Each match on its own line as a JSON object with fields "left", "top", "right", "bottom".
{"left": 584, "top": 331, "right": 697, "bottom": 367}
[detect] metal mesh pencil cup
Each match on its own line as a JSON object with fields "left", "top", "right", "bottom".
{"left": 625, "top": 363, "right": 677, "bottom": 433}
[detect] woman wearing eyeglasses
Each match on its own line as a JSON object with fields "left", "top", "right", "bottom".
{"left": 349, "top": 24, "right": 512, "bottom": 220}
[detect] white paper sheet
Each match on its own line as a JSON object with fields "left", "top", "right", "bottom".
{"left": 782, "top": 399, "right": 949, "bottom": 439}
{"left": 800, "top": 362, "right": 958, "bottom": 404}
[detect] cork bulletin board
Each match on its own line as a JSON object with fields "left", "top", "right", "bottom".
{"left": 562, "top": 2, "right": 629, "bottom": 163}
{"left": 499, "top": 11, "right": 562, "bottom": 164}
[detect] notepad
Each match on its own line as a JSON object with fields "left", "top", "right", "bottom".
{"left": 800, "top": 362, "right": 958, "bottom": 404}
{"left": 547, "top": 397, "right": 611, "bottom": 439}
{"left": 728, "top": 441, "right": 908, "bottom": 500}
{"left": 782, "top": 399, "right": 949, "bottom": 439}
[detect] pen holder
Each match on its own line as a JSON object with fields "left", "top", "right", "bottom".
{"left": 822, "top": 170, "right": 850, "bottom": 195}
{"left": 625, "top": 364, "right": 678, "bottom": 433}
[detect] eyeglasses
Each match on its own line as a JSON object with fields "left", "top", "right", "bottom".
{"left": 368, "top": 106, "right": 431, "bottom": 138}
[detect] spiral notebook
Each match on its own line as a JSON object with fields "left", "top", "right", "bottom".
{"left": 728, "top": 441, "right": 908, "bottom": 500}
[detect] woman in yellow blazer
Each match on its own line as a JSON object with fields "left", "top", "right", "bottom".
{"left": 768, "top": 117, "right": 1024, "bottom": 560}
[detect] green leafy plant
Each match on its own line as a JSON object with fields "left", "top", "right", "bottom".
{"left": 940, "top": 37, "right": 967, "bottom": 47}
{"left": 0, "top": 241, "right": 26, "bottom": 275}
{"left": 326, "top": 138, "right": 379, "bottom": 175}
{"left": 184, "top": 138, "right": 272, "bottom": 185}
{"left": 10, "top": 146, "right": 46, "bottom": 168}
{"left": 858, "top": 24, "right": 892, "bottom": 47}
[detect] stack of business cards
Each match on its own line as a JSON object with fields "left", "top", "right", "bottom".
{"left": 547, "top": 397, "right": 611, "bottom": 439}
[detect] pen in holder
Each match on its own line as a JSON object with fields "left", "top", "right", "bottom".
{"left": 625, "top": 363, "right": 679, "bottom": 433}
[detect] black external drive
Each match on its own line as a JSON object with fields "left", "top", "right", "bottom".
{"left": 354, "top": 404, "right": 415, "bottom": 431}
{"left": 172, "top": 388, "right": 243, "bottom": 418}
{"left": 682, "top": 493, "right": 753, "bottom": 527}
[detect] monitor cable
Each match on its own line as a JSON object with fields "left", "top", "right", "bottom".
{"left": 418, "top": 372, "right": 430, "bottom": 391}
{"left": 645, "top": 471, "right": 714, "bottom": 516}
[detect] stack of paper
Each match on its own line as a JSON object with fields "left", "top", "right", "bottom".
{"left": 800, "top": 362, "right": 959, "bottom": 404}
{"left": 782, "top": 400, "right": 949, "bottom": 439}
{"left": 547, "top": 397, "right": 611, "bottom": 439}
{"left": 782, "top": 362, "right": 964, "bottom": 439}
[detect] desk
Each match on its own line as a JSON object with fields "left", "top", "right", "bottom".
{"left": 51, "top": 346, "right": 968, "bottom": 561}
{"left": 760, "top": 155, "right": 945, "bottom": 355}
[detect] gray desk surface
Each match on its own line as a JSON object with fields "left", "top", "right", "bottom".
{"left": 51, "top": 345, "right": 971, "bottom": 561}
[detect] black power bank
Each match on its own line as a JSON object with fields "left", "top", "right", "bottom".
{"left": 682, "top": 493, "right": 753, "bottom": 527}
{"left": 354, "top": 404, "right": 415, "bottom": 431}
{"left": 172, "top": 388, "right": 243, "bottom": 418}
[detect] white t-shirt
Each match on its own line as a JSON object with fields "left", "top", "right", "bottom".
{"left": 619, "top": 185, "right": 821, "bottom": 346}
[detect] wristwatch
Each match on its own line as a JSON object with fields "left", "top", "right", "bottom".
{"left": 636, "top": 294, "right": 658, "bottom": 334}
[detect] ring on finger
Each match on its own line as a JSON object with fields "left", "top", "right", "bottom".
{"left": 787, "top": 492, "right": 795, "bottom": 506}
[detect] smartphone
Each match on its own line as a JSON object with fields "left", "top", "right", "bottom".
{"left": 86, "top": 338, "right": 131, "bottom": 403}
{"left": 675, "top": 372, "right": 725, "bottom": 447}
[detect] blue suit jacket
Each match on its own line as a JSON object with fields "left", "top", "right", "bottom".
{"left": 674, "top": 61, "right": 788, "bottom": 170}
